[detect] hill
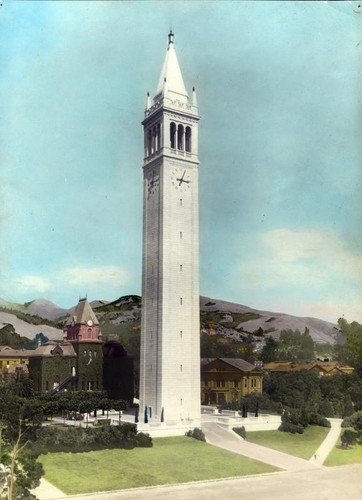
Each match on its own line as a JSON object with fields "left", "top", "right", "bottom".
{"left": 0, "top": 295, "right": 339, "bottom": 353}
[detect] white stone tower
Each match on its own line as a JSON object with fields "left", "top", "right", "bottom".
{"left": 139, "top": 31, "right": 201, "bottom": 427}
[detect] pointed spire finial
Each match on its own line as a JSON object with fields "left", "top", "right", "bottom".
{"left": 145, "top": 91, "right": 151, "bottom": 111}
{"left": 192, "top": 86, "right": 198, "bottom": 108}
{"left": 168, "top": 30, "right": 174, "bottom": 46}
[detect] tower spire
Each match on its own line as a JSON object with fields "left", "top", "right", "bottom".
{"left": 155, "top": 31, "right": 188, "bottom": 102}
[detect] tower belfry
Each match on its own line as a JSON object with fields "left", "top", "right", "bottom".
{"left": 139, "top": 32, "right": 201, "bottom": 427}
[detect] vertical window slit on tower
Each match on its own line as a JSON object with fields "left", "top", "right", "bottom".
{"left": 180, "top": 297, "right": 183, "bottom": 305}
{"left": 180, "top": 198, "right": 182, "bottom": 206}
{"left": 180, "top": 330, "right": 183, "bottom": 338}
{"left": 180, "top": 364, "right": 183, "bottom": 371}
{"left": 177, "top": 124, "right": 184, "bottom": 150}
{"left": 185, "top": 126, "right": 192, "bottom": 152}
{"left": 180, "top": 231, "right": 182, "bottom": 239}
{"left": 170, "top": 122, "right": 176, "bottom": 149}
{"left": 180, "top": 264, "right": 182, "bottom": 271}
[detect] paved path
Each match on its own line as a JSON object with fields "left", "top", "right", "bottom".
{"left": 32, "top": 478, "right": 66, "bottom": 499}
{"left": 201, "top": 422, "right": 318, "bottom": 471}
{"left": 37, "top": 465, "right": 362, "bottom": 500}
{"left": 309, "top": 418, "right": 342, "bottom": 465}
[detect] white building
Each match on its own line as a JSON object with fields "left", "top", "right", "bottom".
{"left": 139, "top": 31, "right": 201, "bottom": 428}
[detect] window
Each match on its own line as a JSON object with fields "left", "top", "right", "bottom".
{"left": 234, "top": 380, "right": 238, "bottom": 388}
{"left": 185, "top": 126, "right": 192, "bottom": 152}
{"left": 177, "top": 124, "right": 184, "bottom": 150}
{"left": 180, "top": 231, "right": 183, "bottom": 239}
{"left": 157, "top": 123, "right": 161, "bottom": 150}
{"left": 147, "top": 129, "right": 152, "bottom": 156}
{"left": 152, "top": 126, "right": 156, "bottom": 153}
{"left": 170, "top": 122, "right": 176, "bottom": 148}
{"left": 180, "top": 364, "right": 183, "bottom": 371}
{"left": 180, "top": 297, "right": 183, "bottom": 305}
{"left": 180, "top": 264, "right": 183, "bottom": 271}
{"left": 180, "top": 330, "right": 183, "bottom": 338}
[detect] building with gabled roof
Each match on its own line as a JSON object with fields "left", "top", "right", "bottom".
{"left": 201, "top": 358, "right": 264, "bottom": 406}
{"left": 28, "top": 341, "right": 77, "bottom": 392}
{"left": 63, "top": 298, "right": 103, "bottom": 391}
{"left": 0, "top": 346, "right": 30, "bottom": 379}
{"left": 263, "top": 360, "right": 354, "bottom": 376}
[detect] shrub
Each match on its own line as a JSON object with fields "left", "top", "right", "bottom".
{"left": 342, "top": 411, "right": 362, "bottom": 428}
{"left": 341, "top": 429, "right": 358, "bottom": 447}
{"left": 185, "top": 428, "right": 206, "bottom": 442}
{"left": 232, "top": 426, "right": 246, "bottom": 439}
{"left": 308, "top": 412, "right": 331, "bottom": 428}
{"left": 32, "top": 423, "right": 152, "bottom": 453}
{"left": 279, "top": 409, "right": 304, "bottom": 434}
{"left": 278, "top": 421, "right": 304, "bottom": 434}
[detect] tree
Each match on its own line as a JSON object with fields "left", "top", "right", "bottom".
{"left": 113, "top": 400, "right": 128, "bottom": 425}
{"left": 260, "top": 337, "right": 278, "bottom": 363}
{"left": 334, "top": 318, "right": 362, "bottom": 371}
{"left": 0, "top": 422, "right": 43, "bottom": 499}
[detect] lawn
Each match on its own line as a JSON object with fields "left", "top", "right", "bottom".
{"left": 39, "top": 437, "right": 278, "bottom": 495}
{"left": 244, "top": 426, "right": 330, "bottom": 459}
{"left": 324, "top": 442, "right": 362, "bottom": 466}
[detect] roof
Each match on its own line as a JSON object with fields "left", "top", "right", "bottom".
{"left": 201, "top": 357, "right": 262, "bottom": 373}
{"left": 263, "top": 360, "right": 354, "bottom": 374}
{"left": 29, "top": 341, "right": 76, "bottom": 358}
{"left": 66, "top": 298, "right": 99, "bottom": 326}
{"left": 156, "top": 33, "right": 188, "bottom": 102}
{"left": 0, "top": 347, "right": 32, "bottom": 358}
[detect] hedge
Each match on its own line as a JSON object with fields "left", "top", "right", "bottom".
{"left": 32, "top": 423, "right": 152, "bottom": 453}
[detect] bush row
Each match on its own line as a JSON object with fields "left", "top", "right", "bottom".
{"left": 32, "top": 423, "right": 152, "bottom": 453}
{"left": 279, "top": 409, "right": 330, "bottom": 434}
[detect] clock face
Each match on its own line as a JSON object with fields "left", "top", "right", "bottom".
{"left": 171, "top": 168, "right": 191, "bottom": 192}
{"left": 87, "top": 320, "right": 93, "bottom": 326}
{"left": 147, "top": 172, "right": 159, "bottom": 197}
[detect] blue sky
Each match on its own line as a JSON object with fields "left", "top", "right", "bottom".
{"left": 0, "top": 1, "right": 361, "bottom": 323}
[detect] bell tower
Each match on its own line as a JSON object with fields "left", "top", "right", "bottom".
{"left": 64, "top": 298, "right": 103, "bottom": 391}
{"left": 139, "top": 31, "right": 201, "bottom": 426}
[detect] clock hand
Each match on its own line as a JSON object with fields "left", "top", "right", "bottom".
{"left": 178, "top": 170, "right": 186, "bottom": 186}
{"left": 177, "top": 171, "right": 188, "bottom": 186}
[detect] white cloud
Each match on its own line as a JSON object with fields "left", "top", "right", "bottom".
{"left": 16, "top": 275, "right": 51, "bottom": 293}
{"left": 241, "top": 228, "right": 362, "bottom": 287}
{"left": 63, "top": 265, "right": 128, "bottom": 286}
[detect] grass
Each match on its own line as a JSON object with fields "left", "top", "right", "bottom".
{"left": 324, "top": 441, "right": 362, "bottom": 466}
{"left": 244, "top": 426, "right": 330, "bottom": 459}
{"left": 39, "top": 436, "right": 278, "bottom": 495}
